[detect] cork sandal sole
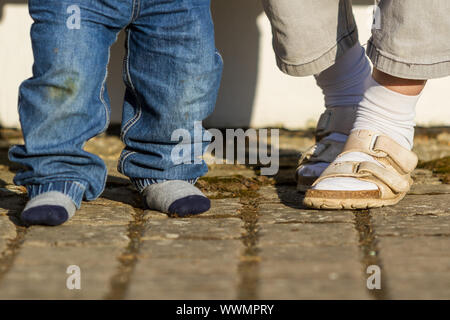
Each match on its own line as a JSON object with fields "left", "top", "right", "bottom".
{"left": 303, "top": 189, "right": 406, "bottom": 210}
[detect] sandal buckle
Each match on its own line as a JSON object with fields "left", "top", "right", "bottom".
{"left": 368, "top": 134, "right": 387, "bottom": 157}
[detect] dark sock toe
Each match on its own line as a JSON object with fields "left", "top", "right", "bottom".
{"left": 21, "top": 205, "right": 69, "bottom": 226}
{"left": 168, "top": 195, "right": 210, "bottom": 217}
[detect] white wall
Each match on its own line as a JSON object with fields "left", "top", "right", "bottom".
{"left": 0, "top": 3, "right": 32, "bottom": 128}
{"left": 1, "top": 1, "right": 449, "bottom": 129}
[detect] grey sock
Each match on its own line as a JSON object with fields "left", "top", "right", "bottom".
{"left": 21, "top": 191, "right": 77, "bottom": 226}
{"left": 142, "top": 180, "right": 210, "bottom": 216}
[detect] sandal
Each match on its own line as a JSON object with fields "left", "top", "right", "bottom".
{"left": 296, "top": 106, "right": 357, "bottom": 191}
{"left": 303, "top": 129, "right": 418, "bottom": 209}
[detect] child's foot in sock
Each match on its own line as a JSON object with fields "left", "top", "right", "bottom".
{"left": 21, "top": 191, "right": 77, "bottom": 226}
{"left": 142, "top": 180, "right": 210, "bottom": 217}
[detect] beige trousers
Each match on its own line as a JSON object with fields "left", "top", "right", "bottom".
{"left": 262, "top": 0, "right": 450, "bottom": 79}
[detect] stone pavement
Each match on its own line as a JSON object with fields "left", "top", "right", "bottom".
{"left": 0, "top": 127, "right": 449, "bottom": 300}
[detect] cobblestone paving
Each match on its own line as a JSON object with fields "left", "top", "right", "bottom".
{"left": 0, "top": 127, "right": 448, "bottom": 299}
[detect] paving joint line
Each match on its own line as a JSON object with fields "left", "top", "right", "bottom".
{"left": 104, "top": 206, "right": 147, "bottom": 300}
{"left": 236, "top": 194, "right": 261, "bottom": 300}
{"left": 353, "top": 209, "right": 391, "bottom": 300}
{"left": 274, "top": 220, "right": 348, "bottom": 225}
{"left": 0, "top": 225, "right": 28, "bottom": 286}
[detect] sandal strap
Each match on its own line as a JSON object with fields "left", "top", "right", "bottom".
{"left": 342, "top": 130, "right": 418, "bottom": 174}
{"left": 298, "top": 139, "right": 345, "bottom": 165}
{"left": 358, "top": 162, "right": 410, "bottom": 193}
{"left": 315, "top": 106, "right": 357, "bottom": 140}
{"left": 314, "top": 161, "right": 411, "bottom": 194}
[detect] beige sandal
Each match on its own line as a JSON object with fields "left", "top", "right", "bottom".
{"left": 303, "top": 130, "right": 418, "bottom": 209}
{"left": 296, "top": 106, "right": 357, "bottom": 191}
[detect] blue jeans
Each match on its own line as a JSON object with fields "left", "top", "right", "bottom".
{"left": 9, "top": 0, "right": 223, "bottom": 208}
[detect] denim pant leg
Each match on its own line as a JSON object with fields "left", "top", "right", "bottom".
{"left": 8, "top": 0, "right": 129, "bottom": 207}
{"left": 118, "top": 0, "right": 223, "bottom": 192}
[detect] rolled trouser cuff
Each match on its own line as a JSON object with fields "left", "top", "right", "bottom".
{"left": 131, "top": 178, "right": 198, "bottom": 193}
{"left": 26, "top": 181, "right": 86, "bottom": 209}
{"left": 275, "top": 28, "right": 359, "bottom": 77}
{"left": 367, "top": 41, "right": 450, "bottom": 80}
{"left": 367, "top": 0, "right": 450, "bottom": 80}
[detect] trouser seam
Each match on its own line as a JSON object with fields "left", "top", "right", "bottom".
{"left": 95, "top": 31, "right": 121, "bottom": 201}
{"left": 126, "top": 0, "right": 140, "bottom": 27}
{"left": 99, "top": 31, "right": 121, "bottom": 135}
{"left": 119, "top": 150, "right": 136, "bottom": 174}
{"left": 120, "top": 29, "right": 143, "bottom": 142}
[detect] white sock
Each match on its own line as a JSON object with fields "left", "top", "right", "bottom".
{"left": 314, "top": 76, "right": 421, "bottom": 191}
{"left": 353, "top": 75, "right": 419, "bottom": 149}
{"left": 298, "top": 43, "right": 371, "bottom": 178}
